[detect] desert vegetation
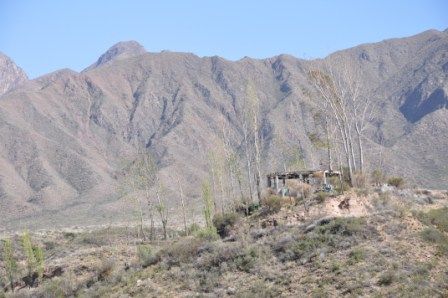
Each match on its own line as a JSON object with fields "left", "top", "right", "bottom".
{"left": 1, "top": 184, "right": 447, "bottom": 297}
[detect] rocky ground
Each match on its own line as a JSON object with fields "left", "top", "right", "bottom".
{"left": 1, "top": 186, "right": 448, "bottom": 297}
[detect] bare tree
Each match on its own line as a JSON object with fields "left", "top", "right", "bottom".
{"left": 308, "top": 60, "right": 372, "bottom": 183}
{"left": 119, "top": 151, "right": 158, "bottom": 240}
{"left": 155, "top": 179, "right": 169, "bottom": 240}
{"left": 246, "top": 83, "right": 263, "bottom": 203}
{"left": 176, "top": 175, "right": 188, "bottom": 235}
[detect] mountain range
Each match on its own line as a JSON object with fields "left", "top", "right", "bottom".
{"left": 0, "top": 29, "right": 447, "bottom": 230}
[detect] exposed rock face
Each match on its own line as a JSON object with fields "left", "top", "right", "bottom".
{"left": 0, "top": 52, "right": 28, "bottom": 96}
{"left": 0, "top": 29, "right": 447, "bottom": 230}
{"left": 83, "top": 41, "right": 146, "bottom": 71}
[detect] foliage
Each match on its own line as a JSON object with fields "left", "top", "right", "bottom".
{"left": 22, "top": 231, "right": 37, "bottom": 277}
{"left": 420, "top": 228, "right": 448, "bottom": 255}
{"left": 195, "top": 227, "right": 219, "bottom": 241}
{"left": 315, "top": 191, "right": 329, "bottom": 203}
{"left": 213, "top": 212, "right": 239, "bottom": 238}
{"left": 261, "top": 195, "right": 282, "bottom": 214}
{"left": 201, "top": 180, "right": 214, "bottom": 229}
{"left": 378, "top": 270, "right": 396, "bottom": 286}
{"left": 137, "top": 244, "right": 158, "bottom": 268}
{"left": 387, "top": 177, "right": 405, "bottom": 188}
{"left": 348, "top": 247, "right": 365, "bottom": 264}
{"left": 352, "top": 172, "right": 367, "bottom": 188}
{"left": 34, "top": 246, "right": 45, "bottom": 279}
{"left": 233, "top": 246, "right": 258, "bottom": 272}
{"left": 371, "top": 169, "right": 385, "bottom": 185}
{"left": 2, "top": 239, "right": 17, "bottom": 292}
{"left": 308, "top": 132, "right": 329, "bottom": 149}
{"left": 416, "top": 207, "right": 448, "bottom": 233}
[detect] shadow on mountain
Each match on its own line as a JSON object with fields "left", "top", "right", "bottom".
{"left": 400, "top": 87, "right": 448, "bottom": 123}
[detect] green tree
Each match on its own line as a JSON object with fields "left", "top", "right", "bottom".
{"left": 33, "top": 246, "right": 45, "bottom": 280}
{"left": 3, "top": 239, "right": 17, "bottom": 292}
{"left": 22, "top": 231, "right": 37, "bottom": 278}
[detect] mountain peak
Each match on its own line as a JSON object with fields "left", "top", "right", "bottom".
{"left": 84, "top": 40, "right": 146, "bottom": 71}
{"left": 0, "top": 52, "right": 28, "bottom": 96}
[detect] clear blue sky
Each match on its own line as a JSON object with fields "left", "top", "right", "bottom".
{"left": 1, "top": 0, "right": 447, "bottom": 78}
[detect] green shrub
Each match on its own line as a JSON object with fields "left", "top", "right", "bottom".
{"left": 348, "top": 247, "right": 365, "bottom": 264}
{"left": 162, "top": 237, "right": 204, "bottom": 267}
{"left": 315, "top": 191, "right": 329, "bottom": 203}
{"left": 261, "top": 195, "right": 282, "bottom": 214}
{"left": 420, "top": 227, "right": 448, "bottom": 255}
{"left": 378, "top": 270, "right": 396, "bottom": 286}
{"left": 213, "top": 212, "right": 239, "bottom": 238}
{"left": 387, "top": 177, "right": 405, "bottom": 188}
{"left": 371, "top": 169, "right": 385, "bottom": 186}
{"left": 137, "top": 244, "right": 158, "bottom": 267}
{"left": 234, "top": 247, "right": 258, "bottom": 272}
{"left": 422, "top": 207, "right": 448, "bottom": 232}
{"left": 195, "top": 226, "right": 219, "bottom": 241}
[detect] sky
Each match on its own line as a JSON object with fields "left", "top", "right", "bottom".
{"left": 1, "top": 0, "right": 447, "bottom": 78}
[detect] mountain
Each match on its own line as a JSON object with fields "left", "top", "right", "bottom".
{"left": 83, "top": 41, "right": 146, "bottom": 71}
{"left": 0, "top": 52, "right": 28, "bottom": 96}
{"left": 0, "top": 29, "right": 447, "bottom": 230}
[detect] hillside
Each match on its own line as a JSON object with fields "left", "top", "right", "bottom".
{"left": 1, "top": 187, "right": 447, "bottom": 296}
{"left": 0, "top": 29, "right": 447, "bottom": 230}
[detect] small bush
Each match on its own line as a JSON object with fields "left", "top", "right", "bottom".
{"left": 195, "top": 227, "right": 219, "bottom": 241}
{"left": 96, "top": 259, "right": 115, "bottom": 281}
{"left": 355, "top": 188, "right": 370, "bottom": 197}
{"left": 421, "top": 227, "right": 445, "bottom": 243}
{"left": 352, "top": 172, "right": 367, "bottom": 188}
{"left": 286, "top": 180, "right": 312, "bottom": 199}
{"left": 378, "top": 270, "right": 396, "bottom": 286}
{"left": 371, "top": 169, "right": 385, "bottom": 186}
{"left": 213, "top": 212, "right": 239, "bottom": 238}
{"left": 137, "top": 244, "right": 158, "bottom": 267}
{"left": 233, "top": 247, "right": 258, "bottom": 272}
{"left": 315, "top": 191, "right": 329, "bottom": 204}
{"left": 387, "top": 177, "right": 405, "bottom": 188}
{"left": 162, "top": 237, "right": 204, "bottom": 267}
{"left": 422, "top": 207, "right": 448, "bottom": 232}
{"left": 348, "top": 247, "right": 365, "bottom": 264}
{"left": 261, "top": 195, "right": 282, "bottom": 214}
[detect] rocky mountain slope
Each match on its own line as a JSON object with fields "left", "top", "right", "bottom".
{"left": 0, "top": 29, "right": 447, "bottom": 230}
{"left": 0, "top": 52, "right": 28, "bottom": 96}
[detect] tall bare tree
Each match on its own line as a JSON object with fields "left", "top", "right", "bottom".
{"left": 309, "top": 60, "right": 372, "bottom": 183}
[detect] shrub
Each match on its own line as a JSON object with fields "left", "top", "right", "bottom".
{"left": 195, "top": 227, "right": 219, "bottom": 241}
{"left": 420, "top": 227, "right": 448, "bottom": 255}
{"left": 315, "top": 191, "right": 329, "bottom": 204}
{"left": 186, "top": 223, "right": 200, "bottom": 235}
{"left": 233, "top": 247, "right": 258, "bottom": 272}
{"left": 387, "top": 177, "right": 405, "bottom": 188}
{"left": 352, "top": 172, "right": 367, "bottom": 188}
{"left": 371, "top": 169, "right": 385, "bottom": 186}
{"left": 162, "top": 237, "right": 204, "bottom": 267}
{"left": 286, "top": 180, "right": 312, "bottom": 199}
{"left": 378, "top": 270, "right": 396, "bottom": 286}
{"left": 96, "top": 259, "right": 115, "bottom": 281}
{"left": 348, "top": 247, "right": 365, "bottom": 264}
{"left": 423, "top": 207, "right": 448, "bottom": 232}
{"left": 137, "top": 244, "right": 158, "bottom": 267}
{"left": 213, "top": 212, "right": 239, "bottom": 238}
{"left": 421, "top": 227, "right": 445, "bottom": 243}
{"left": 2, "top": 239, "right": 17, "bottom": 292}
{"left": 261, "top": 195, "right": 282, "bottom": 214}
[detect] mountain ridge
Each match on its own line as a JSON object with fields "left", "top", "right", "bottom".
{"left": 0, "top": 28, "right": 447, "bottom": 231}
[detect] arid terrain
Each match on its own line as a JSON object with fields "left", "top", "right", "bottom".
{"left": 1, "top": 186, "right": 447, "bottom": 297}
